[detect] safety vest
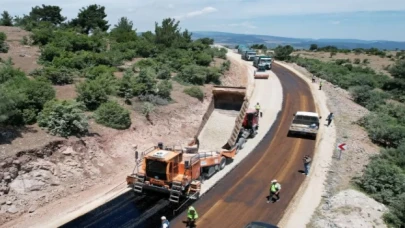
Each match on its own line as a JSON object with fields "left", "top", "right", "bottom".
{"left": 255, "top": 105, "right": 260, "bottom": 110}
{"left": 270, "top": 183, "right": 280, "bottom": 193}
{"left": 187, "top": 206, "right": 199, "bottom": 219}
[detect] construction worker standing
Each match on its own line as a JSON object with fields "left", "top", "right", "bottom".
{"left": 267, "top": 180, "right": 281, "bottom": 203}
{"left": 161, "top": 216, "right": 170, "bottom": 228}
{"left": 303, "top": 155, "right": 312, "bottom": 176}
{"left": 255, "top": 102, "right": 261, "bottom": 117}
{"left": 319, "top": 80, "right": 323, "bottom": 90}
{"left": 187, "top": 206, "right": 199, "bottom": 226}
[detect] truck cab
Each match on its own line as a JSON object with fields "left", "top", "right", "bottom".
{"left": 288, "top": 111, "right": 321, "bottom": 139}
{"left": 245, "top": 51, "right": 257, "bottom": 61}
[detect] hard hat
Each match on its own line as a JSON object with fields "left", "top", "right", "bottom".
{"left": 271, "top": 179, "right": 277, "bottom": 183}
{"left": 189, "top": 206, "right": 195, "bottom": 210}
{"left": 161, "top": 216, "right": 166, "bottom": 220}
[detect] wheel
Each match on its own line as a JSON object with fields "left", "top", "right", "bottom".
{"left": 219, "top": 156, "right": 226, "bottom": 170}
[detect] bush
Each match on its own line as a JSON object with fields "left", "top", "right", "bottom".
{"left": 138, "top": 94, "right": 169, "bottom": 106}
{"left": 184, "top": 86, "right": 204, "bottom": 101}
{"left": 134, "top": 58, "right": 158, "bottom": 71}
{"left": 353, "top": 58, "right": 361, "bottom": 64}
{"left": 133, "top": 68, "right": 157, "bottom": 96}
{"left": 389, "top": 60, "right": 405, "bottom": 79}
{"left": 156, "top": 65, "right": 171, "bottom": 80}
{"left": 195, "top": 52, "right": 212, "bottom": 66}
{"left": 76, "top": 80, "right": 108, "bottom": 110}
{"left": 178, "top": 65, "right": 207, "bottom": 85}
{"left": 156, "top": 80, "right": 172, "bottom": 100}
{"left": 350, "top": 86, "right": 389, "bottom": 111}
{"left": 37, "top": 100, "right": 88, "bottom": 137}
{"left": 0, "top": 77, "right": 55, "bottom": 125}
{"left": 363, "top": 58, "right": 370, "bottom": 64}
{"left": 220, "top": 60, "right": 231, "bottom": 73}
{"left": 274, "top": 45, "right": 294, "bottom": 61}
{"left": 30, "top": 66, "right": 74, "bottom": 85}
{"left": 94, "top": 101, "right": 131, "bottom": 129}
{"left": 206, "top": 67, "right": 221, "bottom": 84}
{"left": 0, "top": 32, "right": 9, "bottom": 53}
{"left": 84, "top": 65, "right": 115, "bottom": 80}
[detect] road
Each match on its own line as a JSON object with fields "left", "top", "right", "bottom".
{"left": 170, "top": 63, "right": 316, "bottom": 227}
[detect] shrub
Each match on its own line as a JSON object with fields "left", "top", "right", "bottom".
{"left": 363, "top": 58, "right": 370, "bottom": 64}
{"left": 389, "top": 60, "right": 405, "bottom": 79}
{"left": 84, "top": 65, "right": 115, "bottom": 80}
{"left": 76, "top": 80, "right": 108, "bottom": 110}
{"left": 0, "top": 77, "right": 55, "bottom": 125}
{"left": 134, "top": 58, "right": 158, "bottom": 71}
{"left": 0, "top": 62, "right": 26, "bottom": 84}
{"left": 30, "top": 66, "right": 74, "bottom": 85}
{"left": 178, "top": 65, "right": 207, "bottom": 85}
{"left": 141, "top": 102, "right": 155, "bottom": 122}
{"left": 274, "top": 45, "right": 294, "bottom": 61}
{"left": 350, "top": 86, "right": 389, "bottom": 110}
{"left": 0, "top": 32, "right": 9, "bottom": 53}
{"left": 138, "top": 94, "right": 169, "bottom": 106}
{"left": 94, "top": 101, "right": 131, "bottom": 129}
{"left": 206, "top": 67, "right": 221, "bottom": 84}
{"left": 220, "top": 60, "right": 231, "bottom": 73}
{"left": 356, "top": 158, "right": 405, "bottom": 205}
{"left": 353, "top": 58, "right": 361, "bottom": 64}
{"left": 184, "top": 86, "right": 204, "bottom": 101}
{"left": 195, "top": 52, "right": 212, "bottom": 66}
{"left": 37, "top": 100, "right": 88, "bottom": 137}
{"left": 156, "top": 65, "right": 171, "bottom": 80}
{"left": 156, "top": 80, "right": 172, "bottom": 100}
{"left": 133, "top": 67, "right": 157, "bottom": 96}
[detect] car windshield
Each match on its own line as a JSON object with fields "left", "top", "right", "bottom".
{"left": 146, "top": 159, "right": 167, "bottom": 180}
{"left": 293, "top": 115, "right": 319, "bottom": 125}
{"left": 248, "top": 52, "right": 256, "bottom": 55}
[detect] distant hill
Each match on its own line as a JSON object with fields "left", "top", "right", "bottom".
{"left": 191, "top": 31, "right": 405, "bottom": 50}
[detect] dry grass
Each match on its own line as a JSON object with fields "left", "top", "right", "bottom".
{"left": 293, "top": 50, "right": 397, "bottom": 76}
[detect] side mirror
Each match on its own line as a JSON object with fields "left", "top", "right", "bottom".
{"left": 319, "top": 116, "right": 322, "bottom": 119}
{"left": 185, "top": 160, "right": 190, "bottom": 169}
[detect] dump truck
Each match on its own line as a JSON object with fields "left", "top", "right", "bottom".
{"left": 254, "top": 63, "right": 270, "bottom": 79}
{"left": 288, "top": 111, "right": 321, "bottom": 139}
{"left": 242, "top": 50, "right": 257, "bottom": 61}
{"left": 253, "top": 55, "right": 272, "bottom": 70}
{"left": 126, "top": 86, "right": 260, "bottom": 203}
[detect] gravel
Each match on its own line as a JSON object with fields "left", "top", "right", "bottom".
{"left": 198, "top": 109, "right": 239, "bottom": 151}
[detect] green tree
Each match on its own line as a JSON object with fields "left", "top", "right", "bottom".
{"left": 0, "top": 11, "right": 13, "bottom": 26}
{"left": 76, "top": 80, "right": 108, "bottom": 110}
{"left": 29, "top": 5, "right": 66, "bottom": 25}
{"left": 389, "top": 60, "right": 405, "bottom": 79}
{"left": 274, "top": 45, "right": 294, "bottom": 61}
{"left": 0, "top": 32, "right": 9, "bottom": 53}
{"left": 309, "top": 44, "right": 318, "bottom": 51}
{"left": 70, "top": 4, "right": 110, "bottom": 34}
{"left": 94, "top": 101, "right": 131, "bottom": 129}
{"left": 110, "top": 17, "right": 137, "bottom": 43}
{"left": 156, "top": 80, "right": 172, "bottom": 99}
{"left": 184, "top": 86, "right": 204, "bottom": 101}
{"left": 38, "top": 100, "right": 88, "bottom": 137}
{"left": 155, "top": 18, "right": 181, "bottom": 48}
{"left": 133, "top": 68, "right": 157, "bottom": 96}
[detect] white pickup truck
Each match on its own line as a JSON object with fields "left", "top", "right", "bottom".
{"left": 288, "top": 111, "right": 321, "bottom": 139}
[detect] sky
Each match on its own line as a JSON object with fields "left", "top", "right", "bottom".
{"left": 2, "top": 0, "right": 405, "bottom": 41}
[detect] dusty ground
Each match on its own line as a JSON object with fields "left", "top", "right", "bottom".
{"left": 279, "top": 61, "right": 386, "bottom": 227}
{"left": 293, "top": 50, "right": 396, "bottom": 76}
{"left": 0, "top": 26, "right": 40, "bottom": 74}
{"left": 0, "top": 39, "right": 246, "bottom": 227}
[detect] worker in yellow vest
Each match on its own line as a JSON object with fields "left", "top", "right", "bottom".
{"left": 187, "top": 206, "right": 199, "bottom": 226}
{"left": 255, "top": 102, "right": 261, "bottom": 117}
{"left": 267, "top": 179, "right": 281, "bottom": 203}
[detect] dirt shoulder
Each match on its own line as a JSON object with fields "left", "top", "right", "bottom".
{"left": 277, "top": 61, "right": 387, "bottom": 228}
{"left": 0, "top": 51, "right": 247, "bottom": 228}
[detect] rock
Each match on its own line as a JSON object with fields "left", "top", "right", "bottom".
{"left": 7, "top": 205, "right": 18, "bottom": 214}
{"left": 8, "top": 167, "right": 18, "bottom": 179}
{"left": 0, "top": 162, "right": 6, "bottom": 168}
{"left": 0, "top": 198, "right": 5, "bottom": 205}
{"left": 62, "top": 147, "right": 75, "bottom": 155}
{"left": 19, "top": 54, "right": 25, "bottom": 57}
{"left": 28, "top": 204, "right": 37, "bottom": 213}
{"left": 6, "top": 201, "right": 11, "bottom": 205}
{"left": 0, "top": 173, "right": 3, "bottom": 181}
{"left": 12, "top": 160, "right": 21, "bottom": 166}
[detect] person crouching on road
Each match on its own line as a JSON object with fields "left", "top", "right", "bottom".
{"left": 303, "top": 155, "right": 312, "bottom": 176}
{"left": 161, "top": 216, "right": 170, "bottom": 228}
{"left": 267, "top": 180, "right": 281, "bottom": 203}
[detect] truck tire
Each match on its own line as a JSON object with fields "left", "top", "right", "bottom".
{"left": 219, "top": 156, "right": 227, "bottom": 170}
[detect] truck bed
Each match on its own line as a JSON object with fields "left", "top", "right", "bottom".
{"left": 198, "top": 109, "right": 240, "bottom": 151}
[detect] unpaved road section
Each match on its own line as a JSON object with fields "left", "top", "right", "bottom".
{"left": 170, "top": 63, "right": 317, "bottom": 227}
